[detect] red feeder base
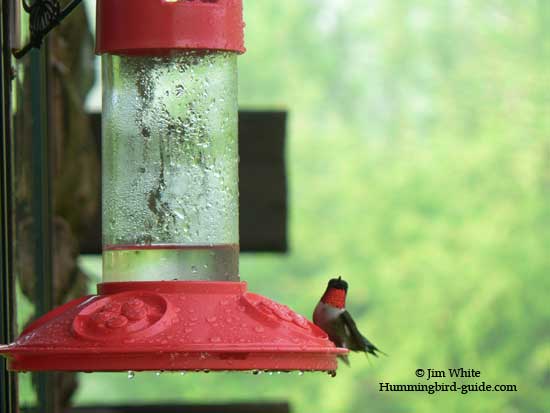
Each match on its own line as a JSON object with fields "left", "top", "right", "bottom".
{"left": 0, "top": 281, "right": 346, "bottom": 372}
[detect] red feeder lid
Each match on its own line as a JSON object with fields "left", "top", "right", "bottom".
{"left": 96, "top": 0, "right": 245, "bottom": 55}
{"left": 0, "top": 282, "right": 346, "bottom": 373}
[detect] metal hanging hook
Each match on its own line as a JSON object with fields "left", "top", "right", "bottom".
{"left": 13, "top": 0, "right": 82, "bottom": 59}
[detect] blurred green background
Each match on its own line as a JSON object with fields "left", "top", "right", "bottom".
{"left": 18, "top": 0, "right": 550, "bottom": 412}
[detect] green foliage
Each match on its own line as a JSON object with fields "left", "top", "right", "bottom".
{"left": 20, "top": 0, "right": 550, "bottom": 411}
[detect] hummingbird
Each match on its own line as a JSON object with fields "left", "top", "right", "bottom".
{"left": 313, "top": 276, "right": 384, "bottom": 365}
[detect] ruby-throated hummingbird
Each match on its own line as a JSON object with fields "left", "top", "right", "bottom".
{"left": 313, "top": 276, "right": 384, "bottom": 365}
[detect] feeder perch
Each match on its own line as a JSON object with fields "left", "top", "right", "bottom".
{"left": 0, "top": 0, "right": 346, "bottom": 373}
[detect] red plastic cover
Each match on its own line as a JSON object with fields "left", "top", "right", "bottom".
{"left": 96, "top": 0, "right": 245, "bottom": 55}
{"left": 0, "top": 281, "right": 346, "bottom": 372}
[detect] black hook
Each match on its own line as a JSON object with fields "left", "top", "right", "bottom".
{"left": 13, "top": 0, "right": 83, "bottom": 59}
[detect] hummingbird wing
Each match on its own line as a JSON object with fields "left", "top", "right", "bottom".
{"left": 339, "top": 310, "right": 383, "bottom": 357}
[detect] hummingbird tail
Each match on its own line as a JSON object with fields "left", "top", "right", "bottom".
{"left": 366, "top": 343, "right": 387, "bottom": 357}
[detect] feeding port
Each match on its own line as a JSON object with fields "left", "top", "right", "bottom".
{"left": 0, "top": 0, "right": 346, "bottom": 374}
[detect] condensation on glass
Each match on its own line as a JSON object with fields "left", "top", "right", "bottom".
{"left": 102, "top": 52, "right": 239, "bottom": 282}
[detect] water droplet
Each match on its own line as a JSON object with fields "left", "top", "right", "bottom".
{"left": 252, "top": 369, "right": 261, "bottom": 375}
{"left": 298, "top": 371, "right": 304, "bottom": 376}
{"left": 180, "top": 371, "right": 186, "bottom": 376}
{"left": 175, "top": 84, "right": 185, "bottom": 97}
{"left": 191, "top": 265, "right": 198, "bottom": 273}
{"left": 156, "top": 371, "right": 162, "bottom": 376}
{"left": 127, "top": 371, "right": 135, "bottom": 379}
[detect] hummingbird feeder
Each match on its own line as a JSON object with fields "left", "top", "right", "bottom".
{"left": 0, "top": 0, "right": 346, "bottom": 373}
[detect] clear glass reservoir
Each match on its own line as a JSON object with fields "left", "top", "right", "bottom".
{"left": 102, "top": 52, "right": 239, "bottom": 282}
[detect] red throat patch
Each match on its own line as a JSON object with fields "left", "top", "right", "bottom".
{"left": 321, "top": 288, "right": 346, "bottom": 309}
